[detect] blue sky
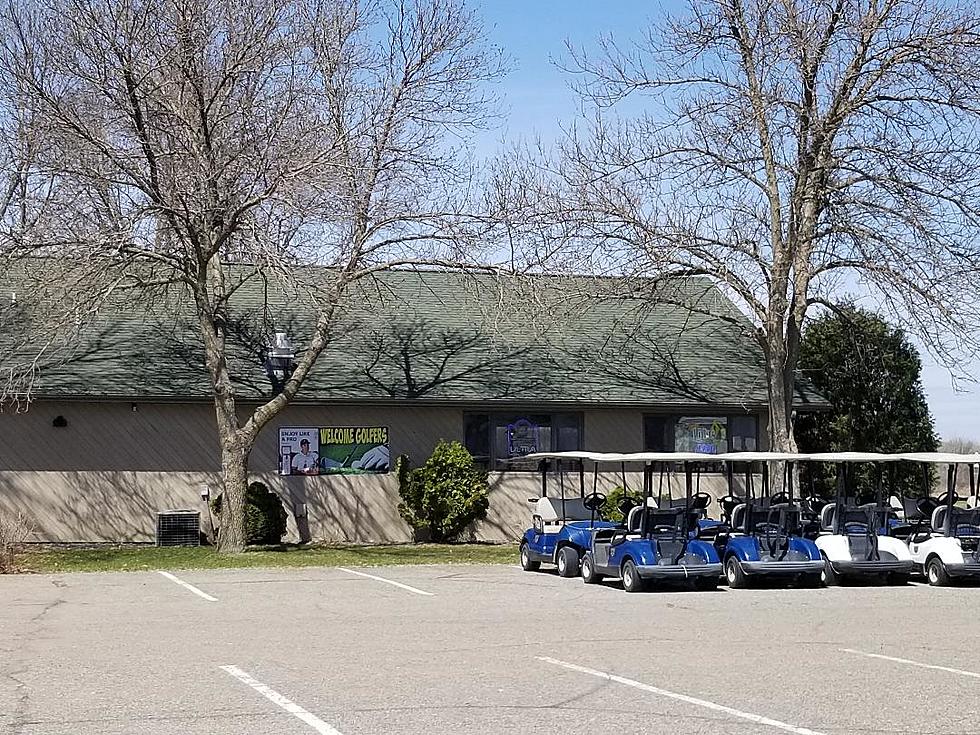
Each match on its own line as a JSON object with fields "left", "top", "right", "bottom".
{"left": 472, "top": 0, "right": 980, "bottom": 442}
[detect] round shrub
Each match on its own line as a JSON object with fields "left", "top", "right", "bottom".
{"left": 211, "top": 482, "right": 288, "bottom": 546}
{"left": 601, "top": 486, "right": 642, "bottom": 522}
{"left": 397, "top": 441, "right": 490, "bottom": 542}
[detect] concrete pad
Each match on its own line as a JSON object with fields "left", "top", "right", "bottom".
{"left": 3, "top": 565, "right": 980, "bottom": 734}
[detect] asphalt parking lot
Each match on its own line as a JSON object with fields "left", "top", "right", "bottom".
{"left": 2, "top": 565, "right": 979, "bottom": 735}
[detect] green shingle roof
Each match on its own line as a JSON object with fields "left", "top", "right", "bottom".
{"left": 0, "top": 265, "right": 825, "bottom": 408}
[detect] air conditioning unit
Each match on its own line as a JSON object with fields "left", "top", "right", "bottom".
{"left": 156, "top": 510, "right": 201, "bottom": 547}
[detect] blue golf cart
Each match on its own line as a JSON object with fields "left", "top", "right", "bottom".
{"left": 580, "top": 453, "right": 723, "bottom": 592}
{"left": 712, "top": 452, "right": 824, "bottom": 588}
{"left": 518, "top": 451, "right": 624, "bottom": 577}
{"left": 649, "top": 458, "right": 724, "bottom": 538}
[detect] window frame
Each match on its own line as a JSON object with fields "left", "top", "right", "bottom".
{"left": 643, "top": 412, "right": 761, "bottom": 456}
{"left": 463, "top": 410, "right": 584, "bottom": 470}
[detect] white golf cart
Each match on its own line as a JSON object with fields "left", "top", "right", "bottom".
{"left": 806, "top": 452, "right": 914, "bottom": 585}
{"left": 897, "top": 452, "right": 980, "bottom": 586}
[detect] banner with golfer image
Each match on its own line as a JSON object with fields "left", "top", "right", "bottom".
{"left": 278, "top": 426, "right": 390, "bottom": 475}
{"left": 279, "top": 427, "right": 321, "bottom": 475}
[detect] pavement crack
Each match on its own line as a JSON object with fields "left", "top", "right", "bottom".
{"left": 28, "top": 597, "right": 66, "bottom": 624}
{"left": 2, "top": 668, "right": 31, "bottom": 735}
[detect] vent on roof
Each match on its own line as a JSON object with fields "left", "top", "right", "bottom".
{"left": 156, "top": 510, "right": 200, "bottom": 547}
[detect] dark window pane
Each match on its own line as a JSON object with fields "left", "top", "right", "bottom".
{"left": 553, "top": 413, "right": 582, "bottom": 452}
{"left": 463, "top": 413, "right": 490, "bottom": 464}
{"left": 729, "top": 415, "right": 759, "bottom": 451}
{"left": 643, "top": 416, "right": 674, "bottom": 451}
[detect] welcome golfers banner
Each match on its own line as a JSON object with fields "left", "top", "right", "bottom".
{"left": 278, "top": 426, "right": 390, "bottom": 476}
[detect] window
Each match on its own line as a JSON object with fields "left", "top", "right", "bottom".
{"left": 644, "top": 414, "right": 759, "bottom": 454}
{"left": 464, "top": 412, "right": 582, "bottom": 469}
{"left": 729, "top": 415, "right": 759, "bottom": 452}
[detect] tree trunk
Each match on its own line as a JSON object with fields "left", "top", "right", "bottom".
{"left": 218, "top": 440, "right": 249, "bottom": 552}
{"left": 764, "top": 339, "right": 799, "bottom": 454}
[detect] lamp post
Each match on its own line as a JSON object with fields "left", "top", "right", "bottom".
{"left": 263, "top": 331, "right": 296, "bottom": 394}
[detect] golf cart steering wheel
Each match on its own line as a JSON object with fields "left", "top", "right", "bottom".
{"left": 582, "top": 492, "right": 607, "bottom": 512}
{"left": 719, "top": 495, "right": 742, "bottom": 510}
{"left": 937, "top": 491, "right": 961, "bottom": 505}
{"left": 916, "top": 497, "right": 940, "bottom": 516}
{"left": 802, "top": 496, "right": 827, "bottom": 514}
{"left": 770, "top": 492, "right": 791, "bottom": 506}
{"left": 691, "top": 492, "right": 712, "bottom": 509}
{"left": 617, "top": 494, "right": 641, "bottom": 516}
{"left": 755, "top": 522, "right": 781, "bottom": 533}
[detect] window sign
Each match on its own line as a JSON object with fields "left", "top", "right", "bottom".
{"left": 507, "top": 418, "right": 539, "bottom": 457}
{"left": 278, "top": 426, "right": 390, "bottom": 475}
{"left": 675, "top": 417, "right": 728, "bottom": 454}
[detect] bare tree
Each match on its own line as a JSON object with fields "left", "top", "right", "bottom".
{"left": 1, "top": 0, "right": 503, "bottom": 551}
{"left": 943, "top": 437, "right": 980, "bottom": 454}
{"left": 498, "top": 0, "right": 980, "bottom": 451}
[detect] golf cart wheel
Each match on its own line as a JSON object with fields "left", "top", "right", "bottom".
{"left": 581, "top": 554, "right": 603, "bottom": 584}
{"left": 821, "top": 554, "right": 840, "bottom": 587}
{"left": 621, "top": 560, "right": 645, "bottom": 593}
{"left": 725, "top": 557, "right": 748, "bottom": 589}
{"left": 556, "top": 546, "right": 580, "bottom": 578}
{"left": 926, "top": 557, "right": 951, "bottom": 587}
{"left": 519, "top": 544, "right": 540, "bottom": 572}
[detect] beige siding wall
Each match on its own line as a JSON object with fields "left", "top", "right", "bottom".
{"left": 0, "top": 401, "right": 764, "bottom": 543}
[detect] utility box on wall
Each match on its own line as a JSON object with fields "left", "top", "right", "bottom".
{"left": 156, "top": 510, "right": 201, "bottom": 547}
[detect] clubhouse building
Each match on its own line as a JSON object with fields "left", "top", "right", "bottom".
{"left": 0, "top": 269, "right": 822, "bottom": 543}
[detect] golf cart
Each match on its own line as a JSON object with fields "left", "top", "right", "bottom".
{"left": 518, "top": 452, "right": 623, "bottom": 577}
{"left": 713, "top": 452, "right": 823, "bottom": 588}
{"left": 898, "top": 452, "right": 980, "bottom": 586}
{"left": 650, "top": 458, "right": 723, "bottom": 537}
{"left": 806, "top": 452, "right": 914, "bottom": 585}
{"left": 580, "top": 453, "right": 723, "bottom": 592}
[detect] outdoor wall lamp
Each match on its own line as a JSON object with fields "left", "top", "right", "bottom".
{"left": 263, "top": 331, "right": 296, "bottom": 394}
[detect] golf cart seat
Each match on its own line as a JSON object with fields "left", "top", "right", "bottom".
{"left": 930, "top": 506, "right": 980, "bottom": 535}
{"left": 820, "top": 503, "right": 874, "bottom": 533}
{"left": 627, "top": 507, "right": 697, "bottom": 536}
{"left": 625, "top": 501, "right": 667, "bottom": 533}
{"left": 627, "top": 505, "right": 644, "bottom": 533}
{"left": 820, "top": 502, "right": 837, "bottom": 531}
{"left": 534, "top": 497, "right": 594, "bottom": 523}
{"left": 730, "top": 503, "right": 748, "bottom": 532}
{"left": 731, "top": 504, "right": 799, "bottom": 534}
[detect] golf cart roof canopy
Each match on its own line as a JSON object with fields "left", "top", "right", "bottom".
{"left": 713, "top": 451, "right": 812, "bottom": 462}
{"left": 804, "top": 451, "right": 902, "bottom": 463}
{"left": 896, "top": 452, "right": 980, "bottom": 465}
{"left": 523, "top": 451, "right": 728, "bottom": 463}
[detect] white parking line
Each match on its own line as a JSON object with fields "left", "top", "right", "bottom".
{"left": 337, "top": 567, "right": 434, "bottom": 596}
{"left": 538, "top": 656, "right": 827, "bottom": 735}
{"left": 156, "top": 571, "right": 217, "bottom": 602}
{"left": 220, "top": 665, "right": 344, "bottom": 735}
{"left": 841, "top": 648, "right": 980, "bottom": 679}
